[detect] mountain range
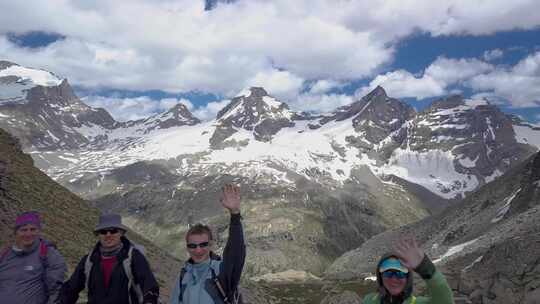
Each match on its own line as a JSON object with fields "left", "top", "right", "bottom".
{"left": 1, "top": 60, "right": 540, "bottom": 287}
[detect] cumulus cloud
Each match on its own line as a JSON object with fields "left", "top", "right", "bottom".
{"left": 82, "top": 95, "right": 193, "bottom": 122}
{"left": 308, "top": 79, "right": 346, "bottom": 94}
{"left": 483, "top": 49, "right": 504, "bottom": 61}
{"left": 355, "top": 57, "right": 493, "bottom": 100}
{"left": 0, "top": 0, "right": 393, "bottom": 96}
{"left": 468, "top": 51, "right": 540, "bottom": 107}
{"left": 354, "top": 51, "right": 540, "bottom": 108}
{"left": 1, "top": 0, "right": 539, "bottom": 100}
{"left": 292, "top": 93, "right": 354, "bottom": 113}
{"left": 425, "top": 57, "right": 494, "bottom": 85}
{"left": 356, "top": 70, "right": 445, "bottom": 100}
{"left": 192, "top": 99, "right": 231, "bottom": 121}
{"left": 243, "top": 69, "right": 304, "bottom": 101}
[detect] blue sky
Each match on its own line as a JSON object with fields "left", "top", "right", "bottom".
{"left": 1, "top": 1, "right": 539, "bottom": 122}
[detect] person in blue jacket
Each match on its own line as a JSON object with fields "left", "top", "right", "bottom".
{"left": 170, "top": 184, "right": 246, "bottom": 304}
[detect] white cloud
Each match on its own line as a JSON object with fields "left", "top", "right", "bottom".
{"left": 292, "top": 93, "right": 354, "bottom": 113}
{"left": 308, "top": 79, "right": 346, "bottom": 94}
{"left": 244, "top": 69, "right": 304, "bottom": 101}
{"left": 483, "top": 49, "right": 504, "bottom": 61}
{"left": 0, "top": 0, "right": 538, "bottom": 100}
{"left": 356, "top": 70, "right": 445, "bottom": 100}
{"left": 82, "top": 95, "right": 192, "bottom": 122}
{"left": 192, "top": 99, "right": 231, "bottom": 121}
{"left": 355, "top": 56, "right": 494, "bottom": 100}
{"left": 468, "top": 52, "right": 540, "bottom": 107}
{"left": 425, "top": 57, "right": 494, "bottom": 85}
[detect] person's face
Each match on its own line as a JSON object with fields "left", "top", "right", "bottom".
{"left": 97, "top": 228, "right": 123, "bottom": 249}
{"left": 15, "top": 224, "right": 40, "bottom": 249}
{"left": 381, "top": 270, "right": 408, "bottom": 296}
{"left": 186, "top": 233, "right": 211, "bottom": 263}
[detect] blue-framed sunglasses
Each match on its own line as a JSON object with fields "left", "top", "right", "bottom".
{"left": 382, "top": 270, "right": 408, "bottom": 279}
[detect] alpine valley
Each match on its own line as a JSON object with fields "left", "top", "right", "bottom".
{"left": 1, "top": 60, "right": 540, "bottom": 303}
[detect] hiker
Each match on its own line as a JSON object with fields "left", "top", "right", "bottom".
{"left": 362, "top": 236, "right": 454, "bottom": 304}
{"left": 170, "top": 184, "right": 246, "bottom": 304}
{"left": 59, "top": 213, "right": 159, "bottom": 304}
{"left": 0, "top": 211, "right": 67, "bottom": 304}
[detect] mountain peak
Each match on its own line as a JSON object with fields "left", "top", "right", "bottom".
{"left": 248, "top": 86, "right": 269, "bottom": 97}
{"left": 217, "top": 87, "right": 289, "bottom": 121}
{"left": 0, "top": 60, "right": 19, "bottom": 70}
{"left": 235, "top": 87, "right": 269, "bottom": 99}
{"left": 211, "top": 87, "right": 295, "bottom": 145}
{"left": 364, "top": 85, "right": 388, "bottom": 100}
{"left": 428, "top": 95, "right": 466, "bottom": 111}
{"left": 140, "top": 103, "right": 200, "bottom": 133}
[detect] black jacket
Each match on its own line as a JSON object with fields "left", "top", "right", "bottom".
{"left": 59, "top": 237, "right": 159, "bottom": 304}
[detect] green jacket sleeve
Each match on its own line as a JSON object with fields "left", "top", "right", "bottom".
{"left": 414, "top": 256, "right": 454, "bottom": 304}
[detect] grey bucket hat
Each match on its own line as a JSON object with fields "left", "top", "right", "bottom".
{"left": 94, "top": 213, "right": 129, "bottom": 232}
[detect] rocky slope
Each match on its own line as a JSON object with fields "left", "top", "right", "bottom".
{"left": 0, "top": 128, "right": 183, "bottom": 300}
{"left": 326, "top": 151, "right": 540, "bottom": 303}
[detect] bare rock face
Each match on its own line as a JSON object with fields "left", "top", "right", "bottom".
{"left": 210, "top": 87, "right": 296, "bottom": 148}
{"left": 453, "top": 232, "right": 540, "bottom": 304}
{"left": 320, "top": 291, "right": 362, "bottom": 304}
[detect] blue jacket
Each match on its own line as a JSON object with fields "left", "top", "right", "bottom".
{"left": 170, "top": 213, "right": 245, "bottom": 304}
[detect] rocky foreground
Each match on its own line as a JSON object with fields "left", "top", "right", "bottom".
{"left": 325, "top": 152, "right": 540, "bottom": 303}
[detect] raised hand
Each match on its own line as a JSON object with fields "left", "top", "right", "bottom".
{"left": 394, "top": 236, "right": 425, "bottom": 270}
{"left": 220, "top": 184, "right": 241, "bottom": 214}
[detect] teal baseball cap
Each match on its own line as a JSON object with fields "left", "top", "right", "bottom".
{"left": 379, "top": 257, "right": 409, "bottom": 273}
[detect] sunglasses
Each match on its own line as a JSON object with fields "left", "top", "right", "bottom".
{"left": 382, "top": 270, "right": 408, "bottom": 279}
{"left": 98, "top": 228, "right": 120, "bottom": 235}
{"left": 186, "top": 242, "right": 210, "bottom": 249}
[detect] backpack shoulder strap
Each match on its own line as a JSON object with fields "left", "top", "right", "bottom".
{"left": 84, "top": 250, "right": 94, "bottom": 293}
{"left": 177, "top": 265, "right": 187, "bottom": 303}
{"left": 0, "top": 246, "right": 10, "bottom": 262}
{"left": 38, "top": 240, "right": 50, "bottom": 298}
{"left": 210, "top": 266, "right": 240, "bottom": 304}
{"left": 123, "top": 245, "right": 144, "bottom": 304}
{"left": 39, "top": 240, "right": 48, "bottom": 268}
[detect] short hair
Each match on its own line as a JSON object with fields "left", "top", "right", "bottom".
{"left": 185, "top": 223, "right": 213, "bottom": 242}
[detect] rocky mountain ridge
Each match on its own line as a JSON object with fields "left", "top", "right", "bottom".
{"left": 1, "top": 61, "right": 540, "bottom": 282}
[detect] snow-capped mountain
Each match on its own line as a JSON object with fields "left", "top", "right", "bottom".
{"left": 210, "top": 87, "right": 298, "bottom": 147}
{"left": 1, "top": 61, "right": 540, "bottom": 278}
{"left": 1, "top": 62, "right": 538, "bottom": 200}
{"left": 0, "top": 60, "right": 116, "bottom": 149}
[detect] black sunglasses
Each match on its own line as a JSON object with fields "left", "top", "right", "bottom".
{"left": 186, "top": 242, "right": 210, "bottom": 249}
{"left": 98, "top": 228, "right": 120, "bottom": 235}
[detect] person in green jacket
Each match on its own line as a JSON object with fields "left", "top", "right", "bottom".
{"left": 362, "top": 237, "right": 454, "bottom": 304}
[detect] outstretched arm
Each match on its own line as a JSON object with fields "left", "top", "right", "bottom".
{"left": 58, "top": 255, "right": 86, "bottom": 304}
{"left": 220, "top": 184, "right": 246, "bottom": 295}
{"left": 394, "top": 237, "right": 454, "bottom": 304}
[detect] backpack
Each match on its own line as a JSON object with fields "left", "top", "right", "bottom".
{"left": 177, "top": 256, "right": 242, "bottom": 304}
{"left": 84, "top": 243, "right": 145, "bottom": 304}
{"left": 0, "top": 239, "right": 53, "bottom": 298}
